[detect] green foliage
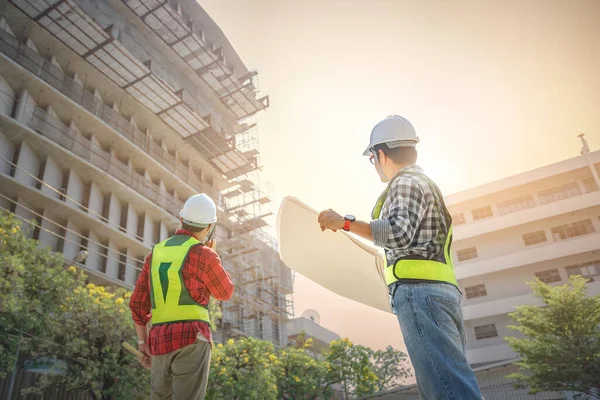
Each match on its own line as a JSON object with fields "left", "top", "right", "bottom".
{"left": 507, "top": 276, "right": 600, "bottom": 399}
{"left": 207, "top": 337, "right": 278, "bottom": 400}
{"left": 0, "top": 212, "right": 149, "bottom": 400}
{"left": 1, "top": 211, "right": 412, "bottom": 399}
{"left": 327, "top": 338, "right": 379, "bottom": 398}
{"left": 276, "top": 340, "right": 335, "bottom": 400}
{"left": 372, "top": 345, "right": 412, "bottom": 392}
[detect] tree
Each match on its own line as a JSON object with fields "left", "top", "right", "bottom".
{"left": 507, "top": 276, "right": 600, "bottom": 399}
{"left": 0, "top": 212, "right": 150, "bottom": 399}
{"left": 207, "top": 337, "right": 278, "bottom": 400}
{"left": 371, "top": 346, "right": 412, "bottom": 392}
{"left": 275, "top": 339, "right": 335, "bottom": 400}
{"left": 0, "top": 212, "right": 74, "bottom": 379}
{"left": 326, "top": 338, "right": 379, "bottom": 398}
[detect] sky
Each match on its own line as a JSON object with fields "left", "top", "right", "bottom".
{"left": 198, "top": 0, "right": 600, "bottom": 363}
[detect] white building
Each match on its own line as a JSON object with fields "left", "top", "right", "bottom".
{"left": 0, "top": 0, "right": 292, "bottom": 346}
{"left": 287, "top": 315, "right": 340, "bottom": 355}
{"left": 446, "top": 137, "right": 600, "bottom": 368}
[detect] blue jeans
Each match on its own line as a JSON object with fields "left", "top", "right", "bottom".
{"left": 391, "top": 282, "right": 483, "bottom": 399}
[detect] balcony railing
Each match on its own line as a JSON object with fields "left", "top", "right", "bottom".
{"left": 0, "top": 27, "right": 219, "bottom": 201}
{"left": 28, "top": 107, "right": 183, "bottom": 216}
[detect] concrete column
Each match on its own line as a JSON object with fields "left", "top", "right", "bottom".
{"left": 88, "top": 182, "right": 103, "bottom": 220}
{"left": 49, "top": 55, "right": 62, "bottom": 70}
{"left": 0, "top": 129, "right": 15, "bottom": 175}
{"left": 38, "top": 210, "right": 61, "bottom": 251}
{"left": 531, "top": 191, "right": 541, "bottom": 206}
{"left": 105, "top": 240, "right": 120, "bottom": 279}
{"left": 14, "top": 197, "right": 36, "bottom": 238}
{"left": 125, "top": 248, "right": 139, "bottom": 287}
{"left": 12, "top": 89, "right": 36, "bottom": 123}
{"left": 0, "top": 75, "right": 15, "bottom": 116}
{"left": 40, "top": 156, "right": 62, "bottom": 199}
{"left": 86, "top": 231, "right": 103, "bottom": 272}
{"left": 0, "top": 17, "right": 16, "bottom": 36}
{"left": 65, "top": 169, "right": 83, "bottom": 208}
{"left": 63, "top": 220, "right": 81, "bottom": 262}
{"left": 0, "top": 195, "right": 11, "bottom": 212}
{"left": 14, "top": 141, "right": 40, "bottom": 188}
{"left": 576, "top": 179, "right": 588, "bottom": 195}
{"left": 160, "top": 221, "right": 169, "bottom": 241}
{"left": 126, "top": 203, "right": 139, "bottom": 240}
{"left": 490, "top": 204, "right": 499, "bottom": 218}
{"left": 544, "top": 228, "right": 555, "bottom": 243}
{"left": 592, "top": 216, "right": 600, "bottom": 234}
{"left": 143, "top": 213, "right": 156, "bottom": 247}
{"left": 107, "top": 193, "right": 122, "bottom": 231}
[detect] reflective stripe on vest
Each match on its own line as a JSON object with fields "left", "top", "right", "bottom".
{"left": 373, "top": 171, "right": 458, "bottom": 287}
{"left": 150, "top": 235, "right": 210, "bottom": 325}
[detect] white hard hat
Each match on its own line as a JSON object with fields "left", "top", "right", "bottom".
{"left": 362, "top": 115, "right": 419, "bottom": 156}
{"left": 179, "top": 194, "right": 217, "bottom": 227}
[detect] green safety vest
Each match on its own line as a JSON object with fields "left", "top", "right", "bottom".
{"left": 150, "top": 235, "right": 210, "bottom": 325}
{"left": 372, "top": 171, "right": 458, "bottom": 287}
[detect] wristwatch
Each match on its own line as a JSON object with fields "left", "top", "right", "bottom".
{"left": 343, "top": 215, "right": 356, "bottom": 232}
{"left": 137, "top": 339, "right": 146, "bottom": 345}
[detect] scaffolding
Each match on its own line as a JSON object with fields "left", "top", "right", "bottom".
{"left": 121, "top": 0, "right": 270, "bottom": 121}
{"left": 216, "top": 179, "right": 293, "bottom": 345}
{"left": 9, "top": 0, "right": 258, "bottom": 181}
{"left": 7, "top": 0, "right": 291, "bottom": 346}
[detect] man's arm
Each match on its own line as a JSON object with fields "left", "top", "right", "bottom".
{"left": 129, "top": 253, "right": 152, "bottom": 368}
{"left": 129, "top": 253, "right": 152, "bottom": 327}
{"left": 318, "top": 177, "right": 427, "bottom": 250}
{"left": 203, "top": 250, "right": 235, "bottom": 301}
{"left": 370, "top": 176, "right": 427, "bottom": 250}
{"left": 317, "top": 210, "right": 373, "bottom": 241}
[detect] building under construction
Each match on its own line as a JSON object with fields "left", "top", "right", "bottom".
{"left": 0, "top": 0, "right": 293, "bottom": 346}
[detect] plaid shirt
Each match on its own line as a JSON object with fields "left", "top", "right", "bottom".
{"left": 370, "top": 165, "right": 450, "bottom": 267}
{"left": 129, "top": 229, "right": 234, "bottom": 356}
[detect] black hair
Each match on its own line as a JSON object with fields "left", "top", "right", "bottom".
{"left": 373, "top": 143, "right": 417, "bottom": 165}
{"left": 181, "top": 222, "right": 208, "bottom": 233}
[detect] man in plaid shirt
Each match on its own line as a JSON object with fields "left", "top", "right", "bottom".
{"left": 130, "top": 194, "right": 234, "bottom": 400}
{"left": 319, "top": 116, "right": 482, "bottom": 399}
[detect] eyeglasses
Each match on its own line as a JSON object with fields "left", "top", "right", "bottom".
{"left": 369, "top": 154, "right": 376, "bottom": 165}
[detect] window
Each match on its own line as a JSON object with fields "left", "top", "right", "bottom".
{"left": 539, "top": 182, "right": 581, "bottom": 204}
{"left": 535, "top": 269, "right": 561, "bottom": 283}
{"left": 522, "top": 231, "right": 547, "bottom": 246}
{"left": 457, "top": 247, "right": 478, "bottom": 262}
{"left": 474, "top": 324, "right": 498, "bottom": 340}
{"left": 551, "top": 219, "right": 595, "bottom": 241}
{"left": 472, "top": 206, "right": 493, "bottom": 221}
{"left": 565, "top": 260, "right": 600, "bottom": 283}
{"left": 497, "top": 195, "right": 536, "bottom": 216}
{"left": 452, "top": 213, "right": 466, "bottom": 225}
{"left": 465, "top": 284, "right": 487, "bottom": 299}
{"left": 583, "top": 177, "right": 599, "bottom": 193}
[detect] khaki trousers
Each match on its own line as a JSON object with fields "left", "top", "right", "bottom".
{"left": 150, "top": 340, "right": 212, "bottom": 400}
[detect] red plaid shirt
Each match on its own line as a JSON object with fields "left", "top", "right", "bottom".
{"left": 129, "top": 229, "right": 234, "bottom": 356}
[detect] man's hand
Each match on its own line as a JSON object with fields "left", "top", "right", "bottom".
{"left": 138, "top": 342, "right": 152, "bottom": 369}
{"left": 205, "top": 240, "right": 217, "bottom": 250}
{"left": 318, "top": 209, "right": 345, "bottom": 232}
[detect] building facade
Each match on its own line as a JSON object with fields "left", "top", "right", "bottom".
{"left": 287, "top": 316, "right": 341, "bottom": 356}
{"left": 446, "top": 141, "right": 600, "bottom": 368}
{"left": 0, "top": 0, "right": 292, "bottom": 347}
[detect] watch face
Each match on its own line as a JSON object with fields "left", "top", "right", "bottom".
{"left": 344, "top": 215, "right": 356, "bottom": 223}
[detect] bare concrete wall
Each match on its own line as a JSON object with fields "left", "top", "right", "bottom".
{"left": 0, "top": 75, "right": 15, "bottom": 115}
{"left": 14, "top": 141, "right": 40, "bottom": 188}
{"left": 0, "top": 129, "right": 15, "bottom": 175}
{"left": 76, "top": 0, "right": 232, "bottom": 134}
{"left": 41, "top": 156, "right": 63, "bottom": 199}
